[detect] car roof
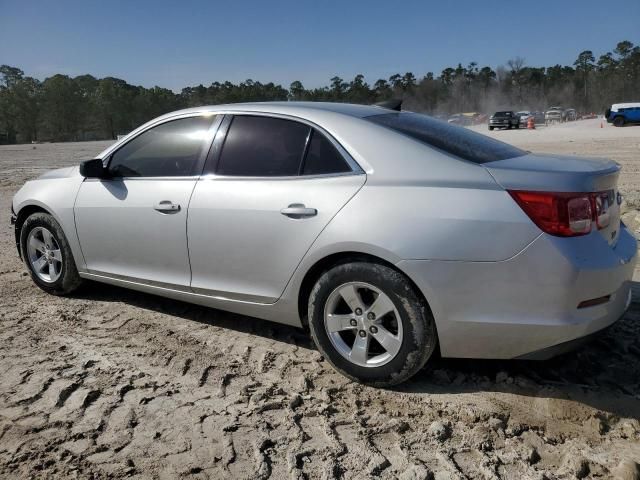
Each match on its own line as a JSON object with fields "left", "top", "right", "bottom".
{"left": 161, "top": 101, "right": 388, "bottom": 120}
{"left": 611, "top": 102, "right": 640, "bottom": 110}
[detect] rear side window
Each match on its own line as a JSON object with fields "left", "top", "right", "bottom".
{"left": 217, "top": 115, "right": 310, "bottom": 176}
{"left": 302, "top": 130, "right": 351, "bottom": 175}
{"left": 367, "top": 112, "right": 526, "bottom": 164}
{"left": 108, "top": 116, "right": 215, "bottom": 177}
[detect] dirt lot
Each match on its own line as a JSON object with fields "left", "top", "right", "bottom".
{"left": 1, "top": 120, "right": 639, "bottom": 479}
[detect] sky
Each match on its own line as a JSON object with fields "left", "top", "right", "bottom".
{"left": 1, "top": 0, "right": 639, "bottom": 91}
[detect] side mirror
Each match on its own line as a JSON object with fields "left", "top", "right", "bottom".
{"left": 80, "top": 159, "right": 106, "bottom": 178}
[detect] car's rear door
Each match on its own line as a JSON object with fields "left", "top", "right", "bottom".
{"left": 74, "top": 114, "right": 219, "bottom": 288}
{"left": 187, "top": 114, "right": 365, "bottom": 303}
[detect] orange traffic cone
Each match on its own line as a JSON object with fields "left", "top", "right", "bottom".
{"left": 527, "top": 116, "right": 535, "bottom": 129}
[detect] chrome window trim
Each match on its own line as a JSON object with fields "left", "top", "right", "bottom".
{"left": 199, "top": 171, "right": 364, "bottom": 181}
{"left": 203, "top": 110, "right": 364, "bottom": 177}
{"left": 82, "top": 176, "right": 201, "bottom": 182}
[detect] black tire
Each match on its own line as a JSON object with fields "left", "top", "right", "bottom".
{"left": 515, "top": 123, "right": 520, "bottom": 129}
{"left": 488, "top": 126, "right": 494, "bottom": 131}
{"left": 613, "top": 116, "right": 625, "bottom": 127}
{"left": 308, "top": 262, "right": 437, "bottom": 386}
{"left": 20, "top": 212, "right": 82, "bottom": 295}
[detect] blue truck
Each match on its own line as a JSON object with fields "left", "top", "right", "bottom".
{"left": 605, "top": 103, "right": 640, "bottom": 127}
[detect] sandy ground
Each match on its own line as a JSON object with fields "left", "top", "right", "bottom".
{"left": 1, "top": 119, "right": 639, "bottom": 480}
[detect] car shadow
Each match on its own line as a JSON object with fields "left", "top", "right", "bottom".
{"left": 72, "top": 279, "right": 640, "bottom": 419}
{"left": 70, "top": 280, "right": 316, "bottom": 349}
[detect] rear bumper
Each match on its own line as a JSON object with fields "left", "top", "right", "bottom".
{"left": 516, "top": 312, "right": 623, "bottom": 360}
{"left": 398, "top": 225, "right": 637, "bottom": 359}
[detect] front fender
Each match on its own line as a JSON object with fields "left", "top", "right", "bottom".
{"left": 12, "top": 177, "right": 86, "bottom": 271}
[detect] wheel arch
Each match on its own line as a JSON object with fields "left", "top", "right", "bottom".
{"left": 296, "top": 251, "right": 434, "bottom": 330}
{"left": 613, "top": 115, "right": 626, "bottom": 126}
{"left": 14, "top": 203, "right": 54, "bottom": 259}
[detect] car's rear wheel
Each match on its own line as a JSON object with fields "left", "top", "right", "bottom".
{"left": 613, "top": 116, "right": 625, "bottom": 127}
{"left": 488, "top": 126, "right": 494, "bottom": 131}
{"left": 308, "top": 262, "right": 437, "bottom": 386}
{"left": 20, "top": 212, "right": 82, "bottom": 295}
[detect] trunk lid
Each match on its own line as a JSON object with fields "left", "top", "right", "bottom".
{"left": 484, "top": 153, "right": 622, "bottom": 245}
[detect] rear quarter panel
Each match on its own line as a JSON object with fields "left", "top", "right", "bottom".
{"left": 320, "top": 184, "right": 539, "bottom": 262}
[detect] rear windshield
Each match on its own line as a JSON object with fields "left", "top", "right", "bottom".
{"left": 367, "top": 112, "right": 526, "bottom": 164}
{"left": 494, "top": 111, "right": 510, "bottom": 117}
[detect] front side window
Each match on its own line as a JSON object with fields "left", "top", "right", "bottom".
{"left": 108, "top": 116, "right": 215, "bottom": 177}
{"left": 217, "top": 115, "right": 310, "bottom": 176}
{"left": 367, "top": 112, "right": 526, "bottom": 164}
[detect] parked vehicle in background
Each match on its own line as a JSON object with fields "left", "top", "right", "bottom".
{"left": 532, "top": 111, "right": 546, "bottom": 124}
{"left": 605, "top": 103, "right": 640, "bottom": 127}
{"left": 489, "top": 111, "right": 519, "bottom": 130}
{"left": 447, "top": 113, "right": 472, "bottom": 126}
{"left": 516, "top": 111, "right": 532, "bottom": 127}
{"left": 545, "top": 107, "right": 564, "bottom": 124}
{"left": 474, "top": 113, "right": 488, "bottom": 124}
{"left": 565, "top": 109, "right": 577, "bottom": 121}
{"left": 448, "top": 112, "right": 486, "bottom": 126}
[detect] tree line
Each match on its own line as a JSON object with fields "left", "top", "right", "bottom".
{"left": 1, "top": 40, "right": 638, "bottom": 143}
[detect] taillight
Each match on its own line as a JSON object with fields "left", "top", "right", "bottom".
{"left": 508, "top": 190, "right": 612, "bottom": 237}
{"left": 594, "top": 192, "right": 610, "bottom": 229}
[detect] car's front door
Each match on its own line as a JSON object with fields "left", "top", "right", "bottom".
{"left": 75, "top": 114, "right": 218, "bottom": 288}
{"left": 187, "top": 114, "right": 366, "bottom": 303}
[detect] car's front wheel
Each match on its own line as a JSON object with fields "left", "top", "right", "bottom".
{"left": 20, "top": 212, "right": 82, "bottom": 295}
{"left": 613, "top": 116, "right": 625, "bottom": 127}
{"left": 308, "top": 262, "right": 437, "bottom": 386}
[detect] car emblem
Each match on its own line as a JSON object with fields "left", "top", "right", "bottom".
{"left": 617, "top": 192, "right": 623, "bottom": 205}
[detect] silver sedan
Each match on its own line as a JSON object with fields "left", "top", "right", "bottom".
{"left": 11, "top": 102, "right": 637, "bottom": 386}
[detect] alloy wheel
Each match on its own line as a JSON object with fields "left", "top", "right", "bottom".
{"left": 323, "top": 281, "right": 403, "bottom": 367}
{"left": 26, "top": 226, "right": 63, "bottom": 283}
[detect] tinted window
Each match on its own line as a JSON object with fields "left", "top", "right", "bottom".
{"left": 217, "top": 116, "right": 310, "bottom": 176}
{"left": 367, "top": 112, "right": 526, "bottom": 164}
{"left": 302, "top": 130, "right": 351, "bottom": 175}
{"left": 109, "top": 116, "right": 215, "bottom": 177}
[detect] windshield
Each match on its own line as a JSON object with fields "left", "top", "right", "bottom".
{"left": 367, "top": 112, "right": 526, "bottom": 164}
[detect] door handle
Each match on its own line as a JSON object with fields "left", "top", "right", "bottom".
{"left": 154, "top": 200, "right": 181, "bottom": 213}
{"left": 280, "top": 203, "right": 317, "bottom": 219}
